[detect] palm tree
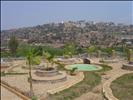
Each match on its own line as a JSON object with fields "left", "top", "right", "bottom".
{"left": 42, "top": 51, "right": 55, "bottom": 70}
{"left": 63, "top": 43, "right": 76, "bottom": 58}
{"left": 26, "top": 48, "right": 36, "bottom": 98}
{"left": 85, "top": 46, "right": 96, "bottom": 58}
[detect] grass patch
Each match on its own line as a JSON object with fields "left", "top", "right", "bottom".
{"left": 47, "top": 72, "right": 101, "bottom": 100}
{"left": 93, "top": 64, "right": 112, "bottom": 76}
{"left": 98, "top": 64, "right": 112, "bottom": 72}
{"left": 111, "top": 73, "right": 133, "bottom": 100}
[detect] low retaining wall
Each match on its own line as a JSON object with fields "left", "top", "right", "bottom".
{"left": 122, "top": 64, "right": 133, "bottom": 70}
{"left": 32, "top": 76, "right": 67, "bottom": 84}
{"left": 99, "top": 59, "right": 118, "bottom": 63}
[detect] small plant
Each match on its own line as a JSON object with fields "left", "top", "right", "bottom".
{"left": 54, "top": 61, "right": 65, "bottom": 70}
{"left": 70, "top": 67, "right": 78, "bottom": 75}
{"left": 31, "top": 95, "right": 38, "bottom": 100}
{"left": 32, "top": 56, "right": 41, "bottom": 65}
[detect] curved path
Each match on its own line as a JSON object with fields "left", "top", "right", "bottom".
{"left": 102, "top": 60, "right": 133, "bottom": 100}
{"left": 75, "top": 58, "right": 133, "bottom": 100}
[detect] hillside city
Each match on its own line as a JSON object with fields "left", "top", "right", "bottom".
{"left": 1, "top": 20, "right": 133, "bottom": 49}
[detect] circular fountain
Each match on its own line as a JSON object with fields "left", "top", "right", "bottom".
{"left": 32, "top": 65, "right": 67, "bottom": 83}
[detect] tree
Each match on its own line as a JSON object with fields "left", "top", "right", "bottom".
{"left": 42, "top": 51, "right": 55, "bottom": 70}
{"left": 33, "top": 46, "right": 43, "bottom": 56}
{"left": 63, "top": 43, "right": 76, "bottom": 58}
{"left": 8, "top": 35, "right": 19, "bottom": 56}
{"left": 85, "top": 46, "right": 96, "bottom": 57}
{"left": 26, "top": 48, "right": 36, "bottom": 98}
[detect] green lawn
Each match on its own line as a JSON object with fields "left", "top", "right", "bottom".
{"left": 111, "top": 73, "right": 133, "bottom": 100}
{"left": 46, "top": 64, "right": 112, "bottom": 100}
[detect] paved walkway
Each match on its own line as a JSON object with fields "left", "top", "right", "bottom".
{"left": 1, "top": 86, "right": 22, "bottom": 100}
{"left": 102, "top": 61, "right": 133, "bottom": 100}
{"left": 75, "top": 59, "right": 133, "bottom": 100}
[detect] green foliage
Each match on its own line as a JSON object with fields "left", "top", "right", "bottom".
{"left": 101, "top": 47, "right": 113, "bottom": 55}
{"left": 8, "top": 35, "right": 19, "bottom": 56}
{"left": 32, "top": 56, "right": 41, "bottom": 65}
{"left": 126, "top": 49, "right": 132, "bottom": 62}
{"left": 43, "top": 51, "right": 54, "bottom": 63}
{"left": 63, "top": 43, "right": 76, "bottom": 57}
{"left": 42, "top": 51, "right": 55, "bottom": 69}
{"left": 1, "top": 71, "right": 6, "bottom": 76}
{"left": 70, "top": 67, "right": 78, "bottom": 75}
{"left": 54, "top": 61, "right": 65, "bottom": 70}
{"left": 48, "top": 72, "right": 101, "bottom": 100}
{"left": 84, "top": 45, "right": 97, "bottom": 57}
{"left": 33, "top": 46, "right": 43, "bottom": 56}
{"left": 31, "top": 96, "right": 38, "bottom": 100}
{"left": 97, "top": 64, "right": 112, "bottom": 73}
{"left": 76, "top": 46, "right": 85, "bottom": 54}
{"left": 16, "top": 43, "right": 30, "bottom": 57}
{"left": 111, "top": 73, "right": 133, "bottom": 100}
{"left": 42, "top": 46, "right": 64, "bottom": 56}
{"left": 26, "top": 48, "right": 36, "bottom": 65}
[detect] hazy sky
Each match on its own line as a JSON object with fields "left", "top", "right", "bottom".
{"left": 1, "top": 1, "right": 133, "bottom": 30}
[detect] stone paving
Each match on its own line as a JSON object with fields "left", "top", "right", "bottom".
{"left": 1, "top": 86, "right": 22, "bottom": 100}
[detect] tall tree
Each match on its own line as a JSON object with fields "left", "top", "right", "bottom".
{"left": 8, "top": 35, "right": 19, "bottom": 56}
{"left": 85, "top": 46, "right": 96, "bottom": 57}
{"left": 26, "top": 48, "right": 36, "bottom": 98}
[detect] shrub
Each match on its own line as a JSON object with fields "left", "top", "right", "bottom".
{"left": 31, "top": 96, "right": 38, "bottom": 100}
{"left": 32, "top": 56, "right": 41, "bottom": 65}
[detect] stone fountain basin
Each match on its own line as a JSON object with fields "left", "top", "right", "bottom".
{"left": 99, "top": 59, "right": 118, "bottom": 63}
{"left": 35, "top": 69, "right": 59, "bottom": 77}
{"left": 122, "top": 63, "right": 133, "bottom": 70}
{"left": 32, "top": 71, "right": 67, "bottom": 83}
